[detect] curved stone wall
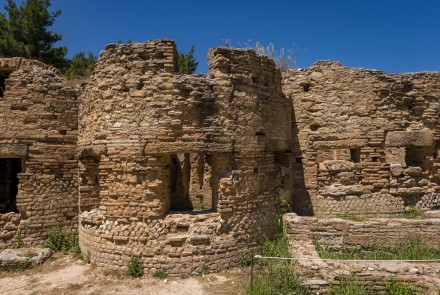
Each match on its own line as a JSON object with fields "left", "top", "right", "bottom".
{"left": 78, "top": 40, "right": 291, "bottom": 274}
{"left": 0, "top": 57, "right": 78, "bottom": 245}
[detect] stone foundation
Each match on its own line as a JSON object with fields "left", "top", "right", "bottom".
{"left": 284, "top": 213, "right": 440, "bottom": 293}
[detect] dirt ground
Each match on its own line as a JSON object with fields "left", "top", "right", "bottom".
{"left": 0, "top": 254, "right": 250, "bottom": 295}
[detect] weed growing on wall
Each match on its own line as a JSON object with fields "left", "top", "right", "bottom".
{"left": 221, "top": 39, "right": 296, "bottom": 71}
{"left": 11, "top": 230, "right": 24, "bottom": 248}
{"left": 153, "top": 269, "right": 167, "bottom": 279}
{"left": 128, "top": 256, "right": 144, "bottom": 278}
{"left": 43, "top": 226, "right": 81, "bottom": 254}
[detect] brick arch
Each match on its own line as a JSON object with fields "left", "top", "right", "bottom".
{"left": 0, "top": 57, "right": 63, "bottom": 77}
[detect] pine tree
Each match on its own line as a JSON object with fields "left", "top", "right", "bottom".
{"left": 0, "top": 0, "right": 68, "bottom": 70}
{"left": 64, "top": 52, "right": 97, "bottom": 79}
{"left": 178, "top": 45, "right": 198, "bottom": 74}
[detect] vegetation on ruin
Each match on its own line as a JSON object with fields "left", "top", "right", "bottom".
{"left": 245, "top": 227, "right": 311, "bottom": 295}
{"left": 314, "top": 238, "right": 440, "bottom": 261}
{"left": 153, "top": 269, "right": 168, "bottom": 279}
{"left": 328, "top": 277, "right": 415, "bottom": 295}
{"left": 6, "top": 260, "right": 31, "bottom": 273}
{"left": 177, "top": 45, "right": 198, "bottom": 74}
{"left": 43, "top": 226, "right": 81, "bottom": 255}
{"left": 7, "top": 230, "right": 24, "bottom": 249}
{"left": 127, "top": 255, "right": 144, "bottom": 278}
{"left": 222, "top": 40, "right": 296, "bottom": 71}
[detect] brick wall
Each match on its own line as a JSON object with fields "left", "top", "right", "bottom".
{"left": 283, "top": 61, "right": 440, "bottom": 217}
{"left": 0, "top": 57, "right": 78, "bottom": 245}
{"left": 78, "top": 41, "right": 291, "bottom": 275}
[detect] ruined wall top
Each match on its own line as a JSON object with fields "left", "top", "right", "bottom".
{"left": 0, "top": 57, "right": 63, "bottom": 77}
{"left": 79, "top": 40, "right": 291, "bottom": 156}
{"left": 208, "top": 47, "right": 277, "bottom": 74}
{"left": 96, "top": 39, "right": 178, "bottom": 74}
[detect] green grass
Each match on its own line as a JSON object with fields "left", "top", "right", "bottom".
{"left": 43, "top": 226, "right": 81, "bottom": 255}
{"left": 245, "top": 228, "right": 311, "bottom": 295}
{"left": 329, "top": 279, "right": 374, "bottom": 295}
{"left": 153, "top": 269, "right": 167, "bottom": 279}
{"left": 128, "top": 256, "right": 144, "bottom": 278}
{"left": 314, "top": 238, "right": 440, "bottom": 261}
{"left": 329, "top": 278, "right": 416, "bottom": 295}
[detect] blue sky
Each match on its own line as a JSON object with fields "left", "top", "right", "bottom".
{"left": 7, "top": 0, "right": 440, "bottom": 73}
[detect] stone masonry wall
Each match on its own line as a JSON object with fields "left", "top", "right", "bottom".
{"left": 284, "top": 213, "right": 440, "bottom": 293}
{"left": 0, "top": 57, "right": 78, "bottom": 245}
{"left": 78, "top": 40, "right": 291, "bottom": 275}
{"left": 283, "top": 61, "right": 440, "bottom": 217}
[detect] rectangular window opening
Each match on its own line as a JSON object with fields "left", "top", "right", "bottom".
{"left": 405, "top": 147, "right": 425, "bottom": 167}
{"left": 350, "top": 148, "right": 361, "bottom": 163}
{"left": 0, "top": 72, "right": 12, "bottom": 98}
{"left": 0, "top": 158, "right": 21, "bottom": 213}
{"left": 79, "top": 156, "right": 101, "bottom": 213}
{"left": 170, "top": 153, "right": 214, "bottom": 213}
{"left": 275, "top": 151, "right": 290, "bottom": 167}
{"left": 0, "top": 76, "right": 6, "bottom": 98}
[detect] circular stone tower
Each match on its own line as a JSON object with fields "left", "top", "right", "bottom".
{"left": 78, "top": 40, "right": 291, "bottom": 275}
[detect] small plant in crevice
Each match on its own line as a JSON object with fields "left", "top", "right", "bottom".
{"left": 43, "top": 226, "right": 66, "bottom": 251}
{"left": 153, "top": 269, "right": 168, "bottom": 280}
{"left": 43, "top": 226, "right": 81, "bottom": 254}
{"left": 67, "top": 236, "right": 81, "bottom": 255}
{"left": 201, "top": 265, "right": 211, "bottom": 276}
{"left": 80, "top": 251, "right": 91, "bottom": 264}
{"left": 128, "top": 255, "right": 144, "bottom": 278}
{"left": 11, "top": 230, "right": 24, "bottom": 248}
{"left": 239, "top": 250, "right": 258, "bottom": 267}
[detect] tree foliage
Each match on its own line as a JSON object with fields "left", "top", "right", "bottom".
{"left": 177, "top": 45, "right": 198, "bottom": 74}
{"left": 64, "top": 52, "right": 97, "bottom": 79}
{"left": 0, "top": 0, "right": 67, "bottom": 70}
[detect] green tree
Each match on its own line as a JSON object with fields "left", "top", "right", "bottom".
{"left": 64, "top": 52, "right": 97, "bottom": 79}
{"left": 0, "top": 0, "right": 67, "bottom": 70}
{"left": 177, "top": 45, "right": 198, "bottom": 74}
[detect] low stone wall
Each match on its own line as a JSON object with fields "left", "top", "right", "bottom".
{"left": 79, "top": 209, "right": 274, "bottom": 276}
{"left": 284, "top": 213, "right": 440, "bottom": 293}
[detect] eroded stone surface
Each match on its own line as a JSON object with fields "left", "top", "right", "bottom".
{"left": 284, "top": 213, "right": 440, "bottom": 293}
{"left": 0, "top": 40, "right": 439, "bottom": 279}
{"left": 283, "top": 62, "right": 440, "bottom": 217}
{"left": 0, "top": 247, "right": 51, "bottom": 269}
{"left": 78, "top": 40, "right": 291, "bottom": 275}
{"left": 0, "top": 58, "right": 78, "bottom": 245}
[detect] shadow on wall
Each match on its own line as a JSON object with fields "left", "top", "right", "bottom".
{"left": 291, "top": 110, "right": 313, "bottom": 216}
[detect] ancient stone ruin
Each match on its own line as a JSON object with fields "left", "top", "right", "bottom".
{"left": 284, "top": 62, "right": 440, "bottom": 217}
{"left": 78, "top": 40, "right": 291, "bottom": 274}
{"left": 0, "top": 57, "right": 78, "bottom": 244}
{"left": 0, "top": 39, "right": 439, "bottom": 286}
